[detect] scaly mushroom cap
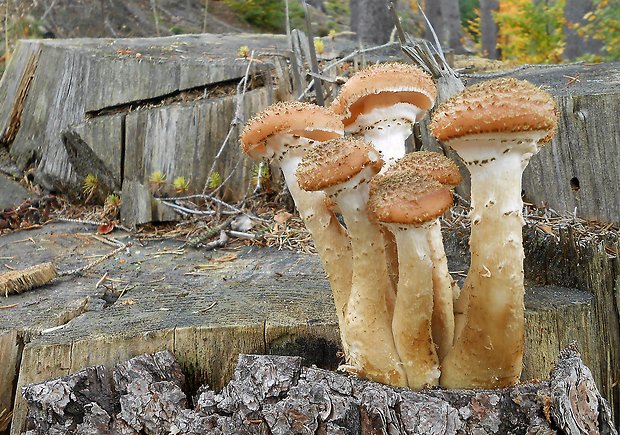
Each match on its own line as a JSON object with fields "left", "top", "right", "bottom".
{"left": 240, "top": 101, "right": 344, "bottom": 160}
{"left": 297, "top": 137, "right": 383, "bottom": 191}
{"left": 331, "top": 62, "right": 437, "bottom": 126}
{"left": 430, "top": 78, "right": 558, "bottom": 144}
{"left": 389, "top": 151, "right": 463, "bottom": 187}
{"left": 368, "top": 172, "right": 453, "bottom": 225}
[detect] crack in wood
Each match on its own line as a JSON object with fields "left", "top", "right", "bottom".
{"left": 0, "top": 49, "right": 41, "bottom": 148}
{"left": 85, "top": 74, "right": 267, "bottom": 119}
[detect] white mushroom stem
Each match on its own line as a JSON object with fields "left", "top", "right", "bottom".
{"left": 384, "top": 221, "right": 440, "bottom": 389}
{"left": 267, "top": 135, "right": 353, "bottom": 354}
{"left": 427, "top": 219, "right": 455, "bottom": 362}
{"left": 440, "top": 131, "right": 544, "bottom": 389}
{"left": 325, "top": 167, "right": 408, "bottom": 387}
{"left": 347, "top": 103, "right": 422, "bottom": 170}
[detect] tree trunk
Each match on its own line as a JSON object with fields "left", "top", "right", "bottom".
{"left": 424, "top": 0, "right": 465, "bottom": 54}
{"left": 563, "top": 0, "right": 603, "bottom": 60}
{"left": 479, "top": 0, "right": 499, "bottom": 59}
{"left": 424, "top": 0, "right": 443, "bottom": 43}
{"left": 21, "top": 349, "right": 617, "bottom": 434}
{"left": 439, "top": 0, "right": 466, "bottom": 53}
{"left": 350, "top": 0, "right": 395, "bottom": 45}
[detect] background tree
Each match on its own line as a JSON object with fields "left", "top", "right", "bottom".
{"left": 479, "top": 0, "right": 499, "bottom": 58}
{"left": 350, "top": 0, "right": 395, "bottom": 45}
{"left": 423, "top": 0, "right": 467, "bottom": 54}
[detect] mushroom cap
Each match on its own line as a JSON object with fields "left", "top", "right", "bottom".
{"left": 240, "top": 101, "right": 344, "bottom": 160}
{"left": 389, "top": 151, "right": 462, "bottom": 187}
{"left": 331, "top": 62, "right": 437, "bottom": 126}
{"left": 368, "top": 172, "right": 453, "bottom": 225}
{"left": 297, "top": 137, "right": 383, "bottom": 191}
{"left": 430, "top": 78, "right": 558, "bottom": 144}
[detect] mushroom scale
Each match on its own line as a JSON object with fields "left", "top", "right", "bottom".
{"left": 240, "top": 101, "right": 353, "bottom": 358}
{"left": 368, "top": 172, "right": 453, "bottom": 389}
{"left": 297, "top": 137, "right": 407, "bottom": 387}
{"left": 430, "top": 78, "right": 558, "bottom": 389}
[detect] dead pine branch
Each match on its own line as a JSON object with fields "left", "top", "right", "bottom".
{"left": 184, "top": 215, "right": 235, "bottom": 249}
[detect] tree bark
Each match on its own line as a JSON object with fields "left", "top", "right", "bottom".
{"left": 22, "top": 349, "right": 617, "bottom": 434}
{"left": 349, "top": 0, "right": 394, "bottom": 45}
{"left": 479, "top": 0, "right": 499, "bottom": 59}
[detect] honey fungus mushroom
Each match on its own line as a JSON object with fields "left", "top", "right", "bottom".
{"left": 430, "top": 78, "right": 558, "bottom": 389}
{"left": 388, "top": 151, "right": 462, "bottom": 361}
{"left": 297, "top": 137, "right": 407, "bottom": 387}
{"left": 240, "top": 101, "right": 353, "bottom": 355}
{"left": 368, "top": 172, "right": 454, "bottom": 389}
{"left": 331, "top": 62, "right": 437, "bottom": 169}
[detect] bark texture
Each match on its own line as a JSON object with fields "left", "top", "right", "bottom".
{"left": 22, "top": 349, "right": 616, "bottom": 434}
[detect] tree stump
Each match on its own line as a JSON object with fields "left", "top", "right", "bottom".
{"left": 2, "top": 222, "right": 618, "bottom": 434}
{"left": 20, "top": 349, "right": 617, "bottom": 434}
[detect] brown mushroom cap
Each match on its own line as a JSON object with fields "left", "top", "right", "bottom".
{"left": 430, "top": 78, "right": 558, "bottom": 144}
{"left": 389, "top": 151, "right": 463, "bottom": 187}
{"left": 331, "top": 63, "right": 437, "bottom": 126}
{"left": 297, "top": 137, "right": 383, "bottom": 192}
{"left": 368, "top": 172, "right": 453, "bottom": 225}
{"left": 240, "top": 101, "right": 343, "bottom": 160}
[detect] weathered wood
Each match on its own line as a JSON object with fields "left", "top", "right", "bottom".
{"left": 523, "top": 226, "right": 620, "bottom": 426}
{"left": 21, "top": 349, "right": 617, "bottom": 434}
{"left": 0, "top": 330, "right": 20, "bottom": 432}
{"left": 2, "top": 221, "right": 617, "bottom": 433}
{"left": 0, "top": 35, "right": 290, "bottom": 222}
{"left": 120, "top": 85, "right": 272, "bottom": 226}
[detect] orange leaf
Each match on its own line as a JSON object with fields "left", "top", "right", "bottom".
{"left": 97, "top": 223, "right": 115, "bottom": 235}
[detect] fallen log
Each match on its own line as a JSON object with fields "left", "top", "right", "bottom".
{"left": 21, "top": 347, "right": 616, "bottom": 434}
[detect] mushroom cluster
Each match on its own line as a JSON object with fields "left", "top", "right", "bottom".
{"left": 240, "top": 65, "right": 558, "bottom": 390}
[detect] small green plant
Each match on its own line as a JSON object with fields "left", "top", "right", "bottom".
{"left": 207, "top": 171, "right": 222, "bottom": 190}
{"left": 328, "top": 29, "right": 337, "bottom": 40}
{"left": 148, "top": 171, "right": 167, "bottom": 195}
{"left": 173, "top": 176, "right": 191, "bottom": 194}
{"left": 82, "top": 174, "right": 99, "bottom": 202}
{"left": 237, "top": 45, "right": 251, "bottom": 58}
{"left": 104, "top": 194, "right": 122, "bottom": 218}
{"left": 314, "top": 38, "right": 326, "bottom": 55}
{"left": 251, "top": 162, "right": 271, "bottom": 191}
